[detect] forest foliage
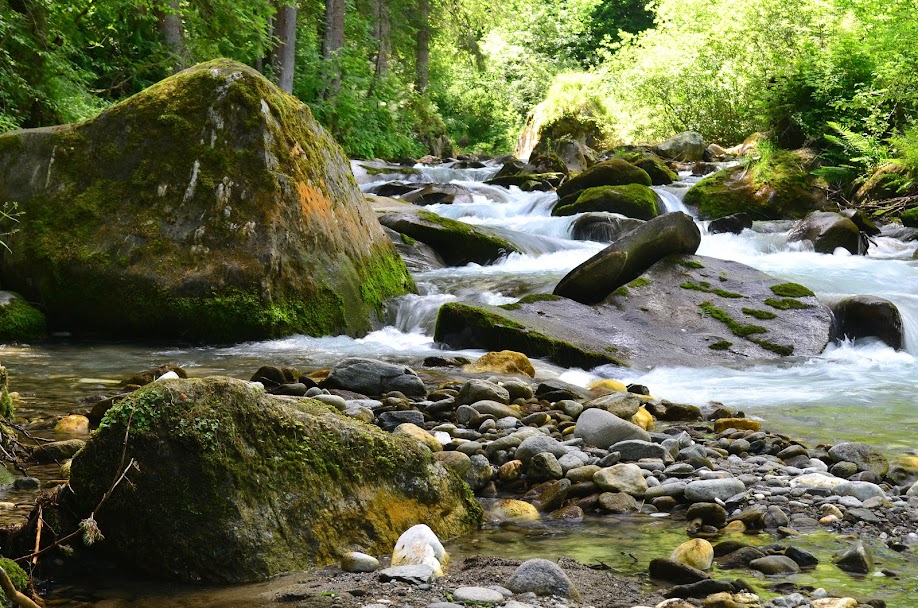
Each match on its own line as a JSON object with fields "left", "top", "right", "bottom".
{"left": 1, "top": 0, "right": 917, "bottom": 192}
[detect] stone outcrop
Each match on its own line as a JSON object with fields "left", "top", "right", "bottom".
{"left": 832, "top": 296, "right": 903, "bottom": 349}
{"left": 0, "top": 60, "right": 414, "bottom": 341}
{"left": 788, "top": 211, "right": 864, "bottom": 254}
{"left": 68, "top": 377, "right": 481, "bottom": 583}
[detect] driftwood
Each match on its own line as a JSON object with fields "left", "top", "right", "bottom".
{"left": 0, "top": 566, "right": 40, "bottom": 608}
{"left": 859, "top": 194, "right": 918, "bottom": 218}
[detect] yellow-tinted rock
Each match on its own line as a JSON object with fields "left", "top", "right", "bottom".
{"left": 60, "top": 459, "right": 72, "bottom": 479}
{"left": 631, "top": 406, "right": 655, "bottom": 431}
{"left": 812, "top": 599, "right": 858, "bottom": 608}
{"left": 393, "top": 423, "right": 442, "bottom": 452}
{"left": 467, "top": 351, "right": 535, "bottom": 377}
{"left": 589, "top": 379, "right": 628, "bottom": 393}
{"left": 713, "top": 418, "right": 761, "bottom": 433}
{"left": 670, "top": 538, "right": 714, "bottom": 570}
{"left": 55, "top": 414, "right": 90, "bottom": 434}
{"left": 491, "top": 499, "right": 539, "bottom": 523}
{"left": 819, "top": 514, "right": 839, "bottom": 525}
{"left": 702, "top": 592, "right": 741, "bottom": 608}
{"left": 499, "top": 459, "right": 523, "bottom": 481}
{"left": 723, "top": 520, "right": 746, "bottom": 534}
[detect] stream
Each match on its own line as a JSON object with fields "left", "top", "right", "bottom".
{"left": 2, "top": 160, "right": 918, "bottom": 605}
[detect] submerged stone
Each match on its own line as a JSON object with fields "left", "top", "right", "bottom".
{"left": 68, "top": 377, "right": 481, "bottom": 583}
{"left": 0, "top": 60, "right": 414, "bottom": 341}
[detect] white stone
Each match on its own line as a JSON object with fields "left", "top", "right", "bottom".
{"left": 391, "top": 524, "right": 447, "bottom": 576}
{"left": 156, "top": 371, "right": 180, "bottom": 381}
{"left": 789, "top": 472, "right": 845, "bottom": 489}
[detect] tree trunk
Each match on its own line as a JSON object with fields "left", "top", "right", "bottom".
{"left": 271, "top": 2, "right": 298, "bottom": 93}
{"left": 321, "top": 0, "right": 346, "bottom": 99}
{"left": 415, "top": 0, "right": 430, "bottom": 93}
{"left": 156, "top": 0, "right": 189, "bottom": 73}
{"left": 369, "top": 0, "right": 390, "bottom": 95}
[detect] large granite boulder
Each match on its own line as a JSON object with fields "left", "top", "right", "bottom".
{"left": 832, "top": 296, "right": 903, "bottom": 349}
{"left": 0, "top": 60, "right": 413, "bottom": 341}
{"left": 684, "top": 149, "right": 824, "bottom": 219}
{"left": 788, "top": 211, "right": 864, "bottom": 254}
{"left": 68, "top": 377, "right": 481, "bottom": 583}
{"left": 653, "top": 131, "right": 706, "bottom": 162}
{"left": 569, "top": 213, "right": 645, "bottom": 242}
{"left": 554, "top": 212, "right": 701, "bottom": 304}
{"left": 378, "top": 210, "right": 520, "bottom": 266}
{"left": 435, "top": 255, "right": 832, "bottom": 369}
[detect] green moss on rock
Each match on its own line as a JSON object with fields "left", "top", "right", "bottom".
{"left": 709, "top": 340, "right": 733, "bottom": 350}
{"left": 680, "top": 281, "right": 743, "bottom": 298}
{"left": 765, "top": 297, "right": 814, "bottom": 310}
{"left": 553, "top": 184, "right": 660, "bottom": 220}
{"left": 0, "top": 293, "right": 46, "bottom": 342}
{"left": 699, "top": 302, "right": 766, "bottom": 337}
{"left": 770, "top": 283, "right": 815, "bottom": 298}
{"left": 900, "top": 207, "right": 918, "bottom": 228}
{"left": 614, "top": 151, "right": 677, "bottom": 185}
{"left": 742, "top": 307, "right": 777, "bottom": 320}
{"left": 0, "top": 557, "right": 27, "bottom": 593}
{"left": 70, "top": 377, "right": 481, "bottom": 583}
{"left": 0, "top": 60, "right": 414, "bottom": 342}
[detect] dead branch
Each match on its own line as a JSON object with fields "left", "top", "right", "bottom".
{"left": 0, "top": 566, "right": 40, "bottom": 608}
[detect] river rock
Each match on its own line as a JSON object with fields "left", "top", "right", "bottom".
{"left": 379, "top": 565, "right": 437, "bottom": 584}
{"left": 654, "top": 131, "right": 707, "bottom": 162}
{"left": 554, "top": 212, "right": 701, "bottom": 304}
{"left": 593, "top": 463, "right": 648, "bottom": 496}
{"left": 832, "top": 296, "right": 903, "bottom": 349}
{"left": 553, "top": 184, "right": 661, "bottom": 220}
{"left": 505, "top": 558, "right": 581, "bottom": 599}
{"left": 611, "top": 439, "right": 668, "bottom": 462}
{"left": 436, "top": 254, "right": 832, "bottom": 368}
{"left": 452, "top": 587, "right": 505, "bottom": 604}
{"left": 472, "top": 400, "right": 520, "bottom": 419}
{"left": 0, "top": 60, "right": 413, "bottom": 341}
{"left": 378, "top": 210, "right": 520, "bottom": 266}
{"left": 587, "top": 391, "right": 642, "bottom": 419}
{"left": 670, "top": 539, "right": 714, "bottom": 570}
{"left": 749, "top": 555, "right": 800, "bottom": 575}
{"left": 648, "top": 558, "right": 710, "bottom": 584}
{"left": 467, "top": 351, "right": 535, "bottom": 377}
{"left": 382, "top": 224, "right": 447, "bottom": 273}
{"left": 55, "top": 414, "right": 90, "bottom": 434}
{"left": 324, "top": 358, "right": 426, "bottom": 397}
{"left": 67, "top": 377, "right": 481, "bottom": 582}
{"left": 491, "top": 499, "right": 540, "bottom": 523}
{"left": 527, "top": 453, "right": 563, "bottom": 481}
{"left": 598, "top": 491, "right": 640, "bottom": 513}
{"left": 575, "top": 408, "right": 651, "bottom": 448}
{"left": 684, "top": 478, "right": 746, "bottom": 502}
{"left": 827, "top": 442, "right": 889, "bottom": 477}
{"left": 707, "top": 213, "right": 753, "bottom": 235}
{"left": 788, "top": 211, "right": 863, "bottom": 254}
{"left": 834, "top": 480, "right": 886, "bottom": 501}
{"left": 394, "top": 423, "right": 442, "bottom": 452}
{"left": 0, "top": 291, "right": 46, "bottom": 342}
{"left": 556, "top": 159, "right": 652, "bottom": 201}
{"left": 515, "top": 434, "right": 569, "bottom": 463}
{"left": 833, "top": 541, "right": 873, "bottom": 574}
{"left": 570, "top": 213, "right": 645, "bottom": 242}
{"left": 457, "top": 379, "right": 510, "bottom": 406}
{"left": 341, "top": 552, "right": 379, "bottom": 573}
{"left": 391, "top": 524, "right": 448, "bottom": 575}
{"left": 31, "top": 439, "right": 86, "bottom": 464}
{"left": 612, "top": 150, "right": 678, "bottom": 185}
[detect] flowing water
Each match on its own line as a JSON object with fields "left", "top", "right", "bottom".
{"left": 3, "top": 160, "right": 918, "bottom": 604}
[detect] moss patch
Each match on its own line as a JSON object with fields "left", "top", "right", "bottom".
{"left": 553, "top": 184, "right": 660, "bottom": 220}
{"left": 770, "top": 282, "right": 815, "bottom": 298}
{"left": 677, "top": 259, "right": 705, "bottom": 269}
{"left": 500, "top": 293, "right": 562, "bottom": 311}
{"left": 742, "top": 307, "right": 778, "bottom": 320}
{"left": 628, "top": 277, "right": 651, "bottom": 288}
{"left": 680, "top": 281, "right": 743, "bottom": 298}
{"left": 699, "top": 302, "right": 766, "bottom": 337}
{"left": 765, "top": 297, "right": 814, "bottom": 310}
{"left": 751, "top": 338, "right": 794, "bottom": 356}
{"left": 0, "top": 557, "right": 27, "bottom": 592}
{"left": 709, "top": 340, "right": 733, "bottom": 350}
{"left": 0, "top": 295, "right": 46, "bottom": 342}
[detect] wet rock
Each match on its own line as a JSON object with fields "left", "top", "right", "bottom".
{"left": 556, "top": 159, "right": 652, "bottom": 201}
{"left": 840, "top": 208, "right": 880, "bottom": 235}
{"left": 833, "top": 541, "right": 873, "bottom": 574}
{"left": 832, "top": 296, "right": 903, "bottom": 350}
{"left": 491, "top": 499, "right": 540, "bottom": 523}
{"left": 324, "top": 358, "right": 426, "bottom": 397}
{"left": 835, "top": 480, "right": 886, "bottom": 501}
{"left": 684, "top": 478, "right": 746, "bottom": 503}
{"left": 784, "top": 546, "right": 819, "bottom": 568}
{"left": 553, "top": 184, "right": 661, "bottom": 220}
{"left": 68, "top": 377, "right": 481, "bottom": 583}
{"left": 598, "top": 491, "right": 640, "bottom": 513}
{"left": 554, "top": 212, "right": 701, "bottom": 304}
{"left": 587, "top": 391, "right": 643, "bottom": 419}
{"left": 749, "top": 555, "right": 800, "bottom": 575}
{"left": 31, "top": 439, "right": 86, "bottom": 464}
{"left": 467, "top": 351, "right": 535, "bottom": 378}
{"left": 529, "top": 479, "right": 571, "bottom": 511}
{"left": 664, "top": 579, "right": 735, "bottom": 599}
{"left": 516, "top": 434, "right": 569, "bottom": 463}
{"left": 576, "top": 408, "right": 651, "bottom": 448}
{"left": 593, "top": 463, "right": 648, "bottom": 496}
{"left": 55, "top": 414, "right": 90, "bottom": 434}
{"left": 717, "top": 547, "right": 766, "bottom": 569}
{"left": 686, "top": 502, "right": 728, "bottom": 528}
{"left": 379, "top": 565, "right": 437, "bottom": 584}
{"left": 527, "top": 453, "right": 563, "bottom": 482}
{"left": 505, "top": 558, "right": 581, "bottom": 599}
{"left": 394, "top": 423, "right": 442, "bottom": 452}
{"left": 570, "top": 213, "right": 645, "bottom": 242}
{"left": 827, "top": 442, "right": 889, "bottom": 477}
{"left": 788, "top": 211, "right": 862, "bottom": 254}
{"left": 378, "top": 410, "right": 425, "bottom": 432}
{"left": 458, "top": 379, "right": 510, "bottom": 406}
{"left": 464, "top": 454, "right": 494, "bottom": 490}
{"left": 648, "top": 558, "right": 710, "bottom": 584}
{"left": 707, "top": 213, "right": 753, "bottom": 235}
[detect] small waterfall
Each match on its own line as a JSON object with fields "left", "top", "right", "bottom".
{"left": 654, "top": 187, "right": 691, "bottom": 215}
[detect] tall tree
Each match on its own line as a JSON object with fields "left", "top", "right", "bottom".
{"left": 271, "top": 1, "right": 297, "bottom": 93}
{"left": 415, "top": 0, "right": 430, "bottom": 93}
{"left": 369, "top": 0, "right": 390, "bottom": 95}
{"left": 156, "top": 0, "right": 189, "bottom": 72}
{"left": 321, "top": 0, "right": 345, "bottom": 99}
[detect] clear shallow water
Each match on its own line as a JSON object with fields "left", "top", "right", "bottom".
{"left": 4, "top": 162, "right": 918, "bottom": 604}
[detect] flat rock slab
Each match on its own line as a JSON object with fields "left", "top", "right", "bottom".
{"left": 435, "top": 254, "right": 832, "bottom": 370}
{"left": 379, "top": 565, "right": 437, "bottom": 584}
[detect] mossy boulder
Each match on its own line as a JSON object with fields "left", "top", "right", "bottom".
{"left": 378, "top": 210, "right": 520, "bottom": 266}
{"left": 556, "top": 159, "right": 653, "bottom": 201}
{"left": 684, "top": 150, "right": 824, "bottom": 220}
{"left": 788, "top": 211, "right": 863, "bottom": 254}
{"left": 553, "top": 184, "right": 660, "bottom": 220}
{"left": 855, "top": 161, "right": 916, "bottom": 203}
{"left": 901, "top": 207, "right": 918, "bottom": 228}
{"left": 68, "top": 376, "right": 481, "bottom": 583}
{"left": 0, "top": 59, "right": 414, "bottom": 342}
{"left": 0, "top": 291, "right": 46, "bottom": 342}
{"left": 614, "top": 151, "right": 677, "bottom": 185}
{"left": 653, "top": 131, "right": 707, "bottom": 162}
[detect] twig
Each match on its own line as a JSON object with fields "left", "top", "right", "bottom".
{"left": 31, "top": 506, "right": 42, "bottom": 570}
{"left": 0, "top": 566, "right": 40, "bottom": 608}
